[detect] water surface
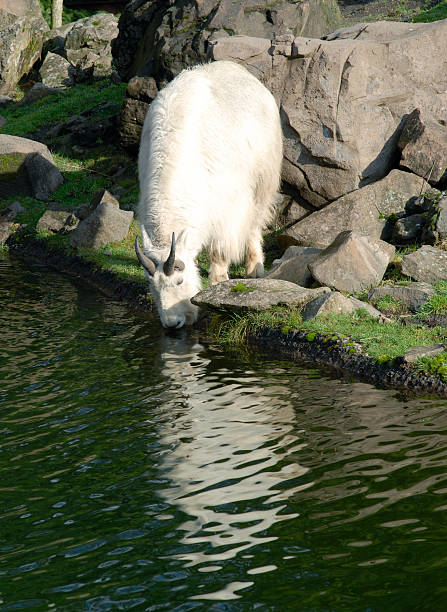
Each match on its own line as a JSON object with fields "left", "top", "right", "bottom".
{"left": 1, "top": 255, "right": 447, "bottom": 611}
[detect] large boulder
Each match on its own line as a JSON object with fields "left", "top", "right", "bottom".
{"left": 0, "top": 0, "right": 48, "bottom": 94}
{"left": 210, "top": 18, "right": 447, "bottom": 206}
{"left": 266, "top": 246, "right": 323, "bottom": 286}
{"left": 0, "top": 135, "right": 63, "bottom": 200}
{"left": 113, "top": 0, "right": 342, "bottom": 84}
{"left": 368, "top": 282, "right": 436, "bottom": 313}
{"left": 308, "top": 231, "right": 395, "bottom": 293}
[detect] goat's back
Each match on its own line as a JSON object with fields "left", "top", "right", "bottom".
{"left": 138, "top": 61, "right": 282, "bottom": 258}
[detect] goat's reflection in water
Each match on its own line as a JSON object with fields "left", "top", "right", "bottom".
{"left": 153, "top": 333, "right": 311, "bottom": 567}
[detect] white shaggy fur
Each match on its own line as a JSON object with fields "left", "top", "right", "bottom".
{"left": 138, "top": 60, "right": 283, "bottom": 329}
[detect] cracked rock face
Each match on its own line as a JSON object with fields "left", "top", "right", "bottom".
{"left": 212, "top": 19, "right": 447, "bottom": 206}
{"left": 112, "top": 0, "right": 343, "bottom": 84}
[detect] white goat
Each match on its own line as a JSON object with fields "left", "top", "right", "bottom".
{"left": 135, "top": 60, "right": 283, "bottom": 329}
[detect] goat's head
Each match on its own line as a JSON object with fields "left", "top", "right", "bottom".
{"left": 135, "top": 230, "right": 201, "bottom": 329}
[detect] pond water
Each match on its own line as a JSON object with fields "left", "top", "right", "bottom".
{"left": 1, "top": 255, "right": 447, "bottom": 611}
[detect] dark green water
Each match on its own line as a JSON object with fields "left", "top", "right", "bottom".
{"left": 1, "top": 255, "right": 447, "bottom": 611}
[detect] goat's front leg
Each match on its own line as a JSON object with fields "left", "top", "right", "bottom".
{"left": 245, "top": 233, "right": 264, "bottom": 278}
{"left": 208, "top": 249, "right": 229, "bottom": 285}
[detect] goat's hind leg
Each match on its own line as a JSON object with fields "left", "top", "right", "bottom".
{"left": 208, "top": 249, "right": 229, "bottom": 285}
{"left": 245, "top": 232, "right": 264, "bottom": 278}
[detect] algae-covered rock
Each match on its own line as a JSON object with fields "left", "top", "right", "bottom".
{"left": 191, "top": 278, "right": 330, "bottom": 313}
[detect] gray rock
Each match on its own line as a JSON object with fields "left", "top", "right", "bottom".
{"left": 0, "top": 220, "right": 19, "bottom": 244}
{"left": 398, "top": 108, "right": 447, "bottom": 186}
{"left": 39, "top": 52, "right": 75, "bottom": 88}
{"left": 349, "top": 297, "right": 386, "bottom": 319}
{"left": 392, "top": 214, "right": 426, "bottom": 243}
{"left": 18, "top": 82, "right": 64, "bottom": 107}
{"left": 36, "top": 209, "right": 78, "bottom": 234}
{"left": 266, "top": 246, "right": 323, "bottom": 286}
{"left": 0, "top": 201, "right": 24, "bottom": 221}
{"left": 401, "top": 245, "right": 447, "bottom": 284}
{"left": 191, "top": 278, "right": 331, "bottom": 313}
{"left": 70, "top": 201, "right": 133, "bottom": 249}
{"left": 0, "top": 94, "right": 13, "bottom": 106}
{"left": 0, "top": 1, "right": 48, "bottom": 94}
{"left": 397, "top": 344, "right": 446, "bottom": 366}
{"left": 368, "top": 282, "right": 436, "bottom": 313}
{"left": 302, "top": 291, "right": 355, "bottom": 320}
{"left": 119, "top": 76, "right": 158, "bottom": 151}
{"left": 435, "top": 195, "right": 447, "bottom": 239}
{"left": 23, "top": 152, "right": 64, "bottom": 201}
{"left": 74, "top": 189, "right": 119, "bottom": 220}
{"left": 0, "top": 134, "right": 62, "bottom": 200}
{"left": 281, "top": 170, "right": 428, "bottom": 249}
{"left": 113, "top": 0, "right": 342, "bottom": 83}
{"left": 308, "top": 231, "right": 395, "bottom": 293}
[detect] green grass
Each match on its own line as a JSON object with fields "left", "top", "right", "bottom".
{"left": 413, "top": 0, "right": 447, "bottom": 22}
{"left": 373, "top": 295, "right": 407, "bottom": 314}
{"left": 210, "top": 306, "right": 447, "bottom": 366}
{"left": 415, "top": 351, "right": 447, "bottom": 381}
{"left": 0, "top": 80, "right": 126, "bottom": 138}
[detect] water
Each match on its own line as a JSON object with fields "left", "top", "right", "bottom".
{"left": 1, "top": 255, "right": 447, "bottom": 611}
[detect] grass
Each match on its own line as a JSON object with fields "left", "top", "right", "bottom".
{"left": 373, "top": 295, "right": 407, "bottom": 314}
{"left": 413, "top": 0, "right": 447, "bottom": 21}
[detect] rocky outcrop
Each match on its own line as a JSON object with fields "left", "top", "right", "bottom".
{"left": 308, "top": 231, "right": 395, "bottom": 293}
{"left": 36, "top": 210, "right": 79, "bottom": 234}
{"left": 0, "top": 0, "right": 48, "bottom": 94}
{"left": 210, "top": 18, "right": 447, "bottom": 207}
{"left": 191, "top": 279, "right": 330, "bottom": 313}
{"left": 302, "top": 291, "right": 384, "bottom": 320}
{"left": 119, "top": 76, "right": 158, "bottom": 152}
{"left": 40, "top": 13, "right": 118, "bottom": 87}
{"left": 0, "top": 135, "right": 63, "bottom": 200}
{"left": 112, "top": 0, "right": 343, "bottom": 84}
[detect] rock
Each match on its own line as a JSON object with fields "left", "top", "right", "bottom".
{"left": 113, "top": 0, "right": 343, "bottom": 83}
{"left": 211, "top": 19, "right": 447, "bottom": 205}
{"left": 349, "top": 296, "right": 386, "bottom": 319}
{"left": 0, "top": 94, "right": 13, "bottom": 106}
{"left": 191, "top": 278, "right": 330, "bottom": 313}
{"left": 398, "top": 108, "right": 447, "bottom": 186}
{"left": 23, "top": 152, "right": 64, "bottom": 201}
{"left": 302, "top": 291, "right": 355, "bottom": 320}
{"left": 397, "top": 344, "right": 446, "bottom": 366}
{"left": 74, "top": 189, "right": 120, "bottom": 220}
{"left": 276, "top": 196, "right": 312, "bottom": 227}
{"left": 39, "top": 52, "right": 75, "bottom": 88}
{"left": 45, "top": 112, "right": 118, "bottom": 148}
{"left": 392, "top": 214, "right": 426, "bottom": 243}
{"left": 281, "top": 170, "right": 428, "bottom": 249}
{"left": 435, "top": 195, "right": 447, "bottom": 240}
{"left": 266, "top": 246, "right": 323, "bottom": 286}
{"left": 119, "top": 76, "right": 157, "bottom": 152}
{"left": 0, "top": 135, "right": 63, "bottom": 200}
{"left": 401, "top": 245, "right": 447, "bottom": 284}
{"left": 0, "top": 220, "right": 19, "bottom": 244}
{"left": 368, "top": 282, "right": 436, "bottom": 313}
{"left": 0, "top": 201, "right": 24, "bottom": 221}
{"left": 70, "top": 201, "right": 133, "bottom": 249}
{"left": 18, "top": 82, "right": 65, "bottom": 107}
{"left": 0, "top": 0, "right": 48, "bottom": 94}
{"left": 308, "top": 231, "right": 395, "bottom": 293}
{"left": 36, "top": 209, "right": 78, "bottom": 234}
{"left": 302, "top": 291, "right": 385, "bottom": 320}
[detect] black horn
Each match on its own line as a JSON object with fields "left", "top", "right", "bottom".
{"left": 135, "top": 236, "right": 156, "bottom": 276}
{"left": 163, "top": 232, "right": 176, "bottom": 276}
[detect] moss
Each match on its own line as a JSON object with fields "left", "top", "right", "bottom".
{"left": 306, "top": 332, "right": 317, "bottom": 341}
{"left": 231, "top": 282, "right": 254, "bottom": 293}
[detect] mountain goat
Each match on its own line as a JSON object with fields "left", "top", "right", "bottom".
{"left": 135, "top": 60, "right": 283, "bottom": 329}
